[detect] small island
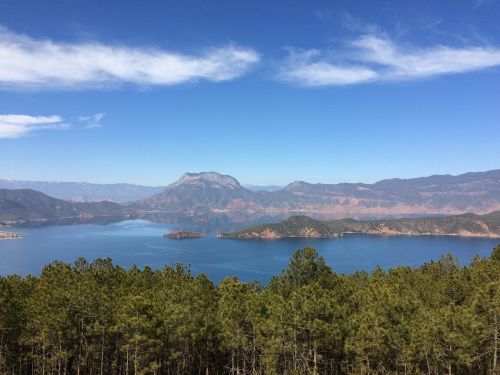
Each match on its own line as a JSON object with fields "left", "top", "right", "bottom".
{"left": 0, "top": 231, "right": 22, "bottom": 240}
{"left": 164, "top": 231, "right": 204, "bottom": 239}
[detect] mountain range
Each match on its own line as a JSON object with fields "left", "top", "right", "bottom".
{"left": 0, "top": 180, "right": 164, "bottom": 203}
{"left": 140, "top": 170, "right": 500, "bottom": 218}
{"left": 0, "top": 178, "right": 285, "bottom": 202}
{"left": 1, "top": 170, "right": 499, "bottom": 223}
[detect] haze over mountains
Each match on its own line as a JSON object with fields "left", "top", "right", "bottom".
{"left": 0, "top": 178, "right": 282, "bottom": 201}
{"left": 141, "top": 170, "right": 500, "bottom": 217}
{"left": 0, "top": 180, "right": 164, "bottom": 203}
{"left": 244, "top": 185, "right": 284, "bottom": 192}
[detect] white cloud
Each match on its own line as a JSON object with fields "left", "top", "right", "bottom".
{"left": 280, "top": 34, "right": 500, "bottom": 86}
{"left": 0, "top": 27, "right": 260, "bottom": 90}
{"left": 0, "top": 114, "right": 68, "bottom": 139}
{"left": 79, "top": 113, "right": 104, "bottom": 128}
{"left": 280, "top": 49, "right": 377, "bottom": 86}
{"left": 353, "top": 35, "right": 500, "bottom": 79}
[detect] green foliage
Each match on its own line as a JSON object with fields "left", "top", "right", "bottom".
{"left": 492, "top": 244, "right": 500, "bottom": 261}
{"left": 0, "top": 246, "right": 499, "bottom": 374}
{"left": 280, "top": 247, "right": 332, "bottom": 287}
{"left": 221, "top": 215, "right": 343, "bottom": 238}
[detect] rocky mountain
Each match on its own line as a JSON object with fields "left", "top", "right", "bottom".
{"left": 0, "top": 189, "right": 138, "bottom": 224}
{"left": 141, "top": 172, "right": 261, "bottom": 211}
{"left": 141, "top": 170, "right": 500, "bottom": 217}
{"left": 0, "top": 180, "right": 165, "bottom": 203}
{"left": 219, "top": 211, "right": 500, "bottom": 239}
{"left": 266, "top": 170, "right": 500, "bottom": 216}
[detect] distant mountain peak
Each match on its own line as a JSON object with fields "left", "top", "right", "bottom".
{"left": 169, "top": 172, "right": 242, "bottom": 190}
{"left": 285, "top": 181, "right": 310, "bottom": 190}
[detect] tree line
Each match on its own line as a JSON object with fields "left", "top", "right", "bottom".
{"left": 0, "top": 245, "right": 499, "bottom": 375}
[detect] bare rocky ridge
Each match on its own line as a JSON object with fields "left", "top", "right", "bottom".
{"left": 141, "top": 170, "right": 500, "bottom": 218}
{"left": 140, "top": 172, "right": 259, "bottom": 212}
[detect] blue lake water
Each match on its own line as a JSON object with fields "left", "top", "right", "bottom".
{"left": 1, "top": 219, "right": 499, "bottom": 283}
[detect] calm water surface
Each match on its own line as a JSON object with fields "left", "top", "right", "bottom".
{"left": 1, "top": 219, "right": 498, "bottom": 283}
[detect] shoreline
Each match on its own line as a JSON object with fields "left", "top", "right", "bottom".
{"left": 0, "top": 231, "right": 22, "bottom": 240}
{"left": 218, "top": 231, "right": 500, "bottom": 240}
{"left": 164, "top": 231, "right": 204, "bottom": 239}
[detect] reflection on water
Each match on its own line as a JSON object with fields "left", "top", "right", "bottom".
{"left": 10, "top": 211, "right": 290, "bottom": 232}
{"left": 11, "top": 210, "right": 452, "bottom": 232}
{"left": 12, "top": 216, "right": 126, "bottom": 228}
{"left": 143, "top": 211, "right": 290, "bottom": 232}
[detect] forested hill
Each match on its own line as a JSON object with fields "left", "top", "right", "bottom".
{"left": 219, "top": 211, "right": 500, "bottom": 239}
{"left": 0, "top": 246, "right": 499, "bottom": 374}
{"left": 0, "top": 189, "right": 138, "bottom": 224}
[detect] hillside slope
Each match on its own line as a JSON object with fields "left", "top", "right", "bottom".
{"left": 0, "top": 189, "right": 137, "bottom": 224}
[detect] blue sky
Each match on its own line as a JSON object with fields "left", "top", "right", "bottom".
{"left": 1, "top": 0, "right": 499, "bottom": 186}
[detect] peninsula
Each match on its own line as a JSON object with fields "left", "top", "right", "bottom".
{"left": 218, "top": 211, "right": 500, "bottom": 239}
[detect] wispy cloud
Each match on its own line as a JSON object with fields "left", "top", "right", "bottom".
{"left": 280, "top": 34, "right": 500, "bottom": 86}
{"left": 313, "top": 10, "right": 332, "bottom": 20}
{"left": 0, "top": 27, "right": 260, "bottom": 90}
{"left": 0, "top": 114, "right": 68, "bottom": 139}
{"left": 340, "top": 12, "right": 381, "bottom": 35}
{"left": 280, "top": 49, "right": 377, "bottom": 86}
{"left": 474, "top": 0, "right": 497, "bottom": 8}
{"left": 79, "top": 113, "right": 104, "bottom": 128}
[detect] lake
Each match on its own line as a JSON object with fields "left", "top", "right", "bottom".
{"left": 1, "top": 219, "right": 499, "bottom": 283}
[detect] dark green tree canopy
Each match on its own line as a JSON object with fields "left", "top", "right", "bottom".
{"left": 0, "top": 245, "right": 499, "bottom": 375}
{"left": 491, "top": 243, "right": 500, "bottom": 261}
{"left": 280, "top": 247, "right": 332, "bottom": 287}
